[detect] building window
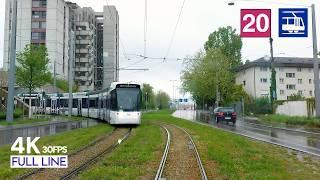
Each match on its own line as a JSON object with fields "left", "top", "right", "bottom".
{"left": 279, "top": 78, "right": 284, "bottom": 84}
{"left": 286, "top": 84, "right": 296, "bottom": 90}
{"left": 32, "top": 11, "right": 46, "bottom": 19}
{"left": 298, "top": 90, "right": 303, "bottom": 95}
{"left": 279, "top": 67, "right": 284, "bottom": 72}
{"left": 32, "top": 0, "right": 47, "bottom": 8}
{"left": 286, "top": 73, "right": 295, "bottom": 78}
{"left": 280, "top": 90, "right": 284, "bottom": 95}
{"left": 309, "top": 79, "right": 312, "bottom": 84}
{"left": 297, "top": 67, "right": 302, "bottom": 72}
{"left": 260, "top": 67, "right": 268, "bottom": 72}
{"left": 310, "top": 90, "right": 313, "bottom": 96}
{"left": 31, "top": 22, "right": 46, "bottom": 29}
{"left": 260, "top": 78, "right": 267, "bottom": 83}
{"left": 31, "top": 32, "right": 46, "bottom": 40}
{"left": 243, "top": 81, "right": 246, "bottom": 86}
{"left": 298, "top": 79, "right": 302, "bottom": 84}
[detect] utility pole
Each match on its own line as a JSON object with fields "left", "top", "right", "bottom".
{"left": 269, "top": 37, "right": 276, "bottom": 112}
{"left": 170, "top": 80, "right": 177, "bottom": 108}
{"left": 145, "top": 92, "right": 148, "bottom": 111}
{"left": 54, "top": 61, "right": 57, "bottom": 90}
{"left": 6, "top": 0, "right": 17, "bottom": 122}
{"left": 68, "top": 31, "right": 75, "bottom": 117}
{"left": 312, "top": 4, "right": 320, "bottom": 117}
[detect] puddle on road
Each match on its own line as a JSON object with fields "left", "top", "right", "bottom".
{"left": 0, "top": 119, "right": 100, "bottom": 147}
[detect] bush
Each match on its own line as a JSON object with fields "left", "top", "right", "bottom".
{"left": 0, "top": 108, "right": 23, "bottom": 120}
{"left": 246, "top": 97, "right": 272, "bottom": 115}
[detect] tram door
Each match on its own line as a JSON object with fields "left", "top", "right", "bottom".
{"left": 51, "top": 99, "right": 57, "bottom": 114}
{"left": 77, "top": 99, "right": 82, "bottom": 116}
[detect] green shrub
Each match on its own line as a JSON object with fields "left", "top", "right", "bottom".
{"left": 0, "top": 108, "right": 23, "bottom": 120}
{"left": 246, "top": 97, "right": 272, "bottom": 115}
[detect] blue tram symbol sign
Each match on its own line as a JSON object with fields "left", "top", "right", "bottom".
{"left": 279, "top": 8, "right": 308, "bottom": 37}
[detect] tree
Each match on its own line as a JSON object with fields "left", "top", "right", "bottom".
{"left": 156, "top": 91, "right": 170, "bottom": 109}
{"left": 204, "top": 26, "right": 243, "bottom": 69}
{"left": 182, "top": 48, "right": 247, "bottom": 107}
{"left": 16, "top": 44, "right": 51, "bottom": 118}
{"left": 141, "top": 83, "right": 156, "bottom": 109}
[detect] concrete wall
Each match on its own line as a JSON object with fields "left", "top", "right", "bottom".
{"left": 276, "top": 101, "right": 312, "bottom": 117}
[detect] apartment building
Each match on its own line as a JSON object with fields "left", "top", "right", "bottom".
{"left": 102, "top": 6, "right": 119, "bottom": 89}
{"left": 3, "top": 0, "right": 119, "bottom": 91}
{"left": 74, "top": 7, "right": 96, "bottom": 91}
{"left": 235, "top": 57, "right": 317, "bottom": 100}
{"left": 4, "top": 0, "right": 70, "bottom": 79}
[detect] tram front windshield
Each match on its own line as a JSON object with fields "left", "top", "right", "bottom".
{"left": 116, "top": 88, "right": 141, "bottom": 111}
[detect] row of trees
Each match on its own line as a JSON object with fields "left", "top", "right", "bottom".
{"left": 181, "top": 26, "right": 247, "bottom": 108}
{"left": 141, "top": 84, "right": 170, "bottom": 110}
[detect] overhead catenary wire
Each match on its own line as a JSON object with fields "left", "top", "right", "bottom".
{"left": 164, "top": 0, "right": 187, "bottom": 60}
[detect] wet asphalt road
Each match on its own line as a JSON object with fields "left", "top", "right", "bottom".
{"left": 172, "top": 110, "right": 320, "bottom": 157}
{"left": 0, "top": 119, "right": 99, "bottom": 147}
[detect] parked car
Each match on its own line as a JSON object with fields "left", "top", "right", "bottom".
{"left": 213, "top": 107, "right": 237, "bottom": 125}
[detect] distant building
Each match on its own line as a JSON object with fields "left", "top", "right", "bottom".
{"left": 235, "top": 57, "right": 318, "bottom": 100}
{"left": 3, "top": 0, "right": 119, "bottom": 91}
{"left": 4, "top": 0, "right": 70, "bottom": 80}
{"left": 102, "top": 6, "right": 119, "bottom": 89}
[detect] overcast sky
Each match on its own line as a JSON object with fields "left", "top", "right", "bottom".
{"left": 1, "top": 0, "right": 320, "bottom": 98}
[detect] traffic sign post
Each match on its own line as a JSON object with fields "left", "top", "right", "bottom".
{"left": 279, "top": 8, "right": 308, "bottom": 37}
{"left": 240, "top": 9, "right": 271, "bottom": 37}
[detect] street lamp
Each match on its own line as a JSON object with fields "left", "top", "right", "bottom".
{"left": 228, "top": 1, "right": 320, "bottom": 116}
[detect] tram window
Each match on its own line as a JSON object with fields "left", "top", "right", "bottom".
{"left": 46, "top": 99, "right": 51, "bottom": 107}
{"left": 60, "top": 99, "right": 68, "bottom": 107}
{"left": 82, "top": 98, "right": 88, "bottom": 108}
{"left": 73, "top": 99, "right": 78, "bottom": 108}
{"left": 89, "top": 99, "right": 96, "bottom": 108}
{"left": 111, "top": 90, "right": 117, "bottom": 110}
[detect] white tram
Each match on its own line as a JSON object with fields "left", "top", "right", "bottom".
{"left": 19, "top": 82, "right": 142, "bottom": 125}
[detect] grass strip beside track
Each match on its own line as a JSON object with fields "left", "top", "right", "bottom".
{"left": 0, "top": 123, "right": 113, "bottom": 179}
{"left": 80, "top": 122, "right": 163, "bottom": 179}
{"left": 259, "top": 114, "right": 320, "bottom": 128}
{"left": 144, "top": 110, "right": 320, "bottom": 179}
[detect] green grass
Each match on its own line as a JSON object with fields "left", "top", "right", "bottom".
{"left": 0, "top": 123, "right": 113, "bottom": 179}
{"left": 143, "top": 110, "right": 320, "bottom": 179}
{"left": 259, "top": 114, "right": 320, "bottom": 128}
{"left": 80, "top": 122, "right": 163, "bottom": 179}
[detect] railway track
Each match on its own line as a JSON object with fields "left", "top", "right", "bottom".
{"left": 18, "top": 127, "right": 132, "bottom": 180}
{"left": 155, "top": 123, "right": 207, "bottom": 180}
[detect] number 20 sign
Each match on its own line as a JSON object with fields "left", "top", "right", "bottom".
{"left": 240, "top": 9, "right": 271, "bottom": 38}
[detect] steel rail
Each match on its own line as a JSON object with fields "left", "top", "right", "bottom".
{"left": 171, "top": 124, "right": 208, "bottom": 180}
{"left": 154, "top": 125, "right": 171, "bottom": 180}
{"left": 60, "top": 128, "right": 132, "bottom": 180}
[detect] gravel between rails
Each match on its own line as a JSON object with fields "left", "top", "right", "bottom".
{"left": 23, "top": 128, "right": 130, "bottom": 180}
{"left": 162, "top": 124, "right": 202, "bottom": 179}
